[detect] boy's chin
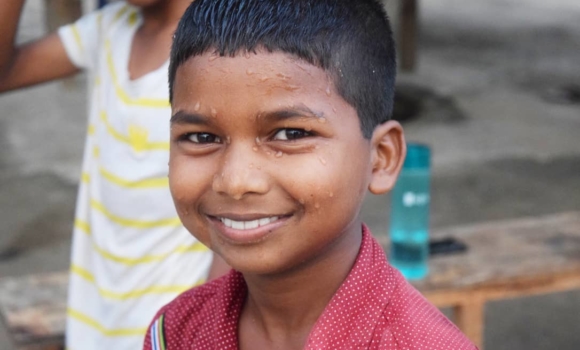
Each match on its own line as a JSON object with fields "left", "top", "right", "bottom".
{"left": 220, "top": 253, "right": 299, "bottom": 278}
{"left": 229, "top": 253, "right": 322, "bottom": 279}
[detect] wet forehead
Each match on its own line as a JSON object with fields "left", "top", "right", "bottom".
{"left": 171, "top": 51, "right": 335, "bottom": 111}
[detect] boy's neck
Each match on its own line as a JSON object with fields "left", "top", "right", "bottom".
{"left": 239, "top": 220, "right": 363, "bottom": 349}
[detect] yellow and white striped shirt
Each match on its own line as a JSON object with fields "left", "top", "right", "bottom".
{"left": 58, "top": 3, "right": 212, "bottom": 349}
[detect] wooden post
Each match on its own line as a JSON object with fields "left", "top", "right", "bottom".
{"left": 453, "top": 298, "right": 485, "bottom": 350}
{"left": 399, "top": 0, "right": 418, "bottom": 72}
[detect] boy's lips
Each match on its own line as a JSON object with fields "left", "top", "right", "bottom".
{"left": 207, "top": 213, "right": 291, "bottom": 244}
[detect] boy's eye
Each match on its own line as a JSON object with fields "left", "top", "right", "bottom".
{"left": 187, "top": 133, "right": 222, "bottom": 144}
{"left": 273, "top": 129, "right": 310, "bottom": 141}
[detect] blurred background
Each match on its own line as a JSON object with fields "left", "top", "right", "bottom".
{"left": 0, "top": 0, "right": 579, "bottom": 349}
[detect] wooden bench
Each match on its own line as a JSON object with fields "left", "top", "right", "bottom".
{"left": 2, "top": 212, "right": 579, "bottom": 349}
{"left": 408, "top": 211, "right": 580, "bottom": 349}
{"left": 0, "top": 272, "right": 66, "bottom": 350}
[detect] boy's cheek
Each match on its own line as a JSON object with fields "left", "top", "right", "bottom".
{"left": 169, "top": 161, "right": 206, "bottom": 210}
{"left": 294, "top": 165, "right": 357, "bottom": 214}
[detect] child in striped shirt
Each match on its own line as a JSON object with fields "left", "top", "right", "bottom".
{"left": 0, "top": 1, "right": 229, "bottom": 349}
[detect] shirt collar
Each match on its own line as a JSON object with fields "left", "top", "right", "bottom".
{"left": 215, "top": 224, "right": 394, "bottom": 349}
{"left": 305, "top": 224, "right": 395, "bottom": 349}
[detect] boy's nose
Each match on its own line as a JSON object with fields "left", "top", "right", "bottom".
{"left": 212, "top": 143, "right": 270, "bottom": 200}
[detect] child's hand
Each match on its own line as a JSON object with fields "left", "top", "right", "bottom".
{"left": 0, "top": 0, "right": 79, "bottom": 92}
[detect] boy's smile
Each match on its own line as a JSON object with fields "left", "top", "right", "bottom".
{"left": 170, "top": 51, "right": 374, "bottom": 275}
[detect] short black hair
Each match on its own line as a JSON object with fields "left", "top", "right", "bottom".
{"left": 169, "top": 0, "right": 396, "bottom": 138}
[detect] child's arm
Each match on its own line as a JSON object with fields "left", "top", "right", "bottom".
{"left": 0, "top": 0, "right": 79, "bottom": 93}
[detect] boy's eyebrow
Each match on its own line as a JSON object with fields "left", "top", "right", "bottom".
{"left": 170, "top": 111, "right": 208, "bottom": 125}
{"left": 260, "top": 104, "right": 324, "bottom": 122}
{"left": 171, "top": 104, "right": 324, "bottom": 125}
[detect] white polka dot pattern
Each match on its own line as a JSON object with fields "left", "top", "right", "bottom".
{"left": 143, "top": 225, "right": 478, "bottom": 349}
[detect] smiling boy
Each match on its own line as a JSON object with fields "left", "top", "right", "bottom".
{"left": 143, "top": 0, "right": 477, "bottom": 349}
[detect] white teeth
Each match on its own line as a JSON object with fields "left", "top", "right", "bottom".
{"left": 259, "top": 217, "right": 271, "bottom": 226}
{"left": 244, "top": 220, "right": 259, "bottom": 230}
{"left": 220, "top": 216, "right": 280, "bottom": 230}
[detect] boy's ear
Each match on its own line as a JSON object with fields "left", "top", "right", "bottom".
{"left": 368, "top": 120, "right": 406, "bottom": 195}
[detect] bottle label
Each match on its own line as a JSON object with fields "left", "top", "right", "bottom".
{"left": 402, "top": 191, "right": 430, "bottom": 208}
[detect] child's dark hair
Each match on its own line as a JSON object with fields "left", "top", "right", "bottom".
{"left": 169, "top": 0, "right": 396, "bottom": 138}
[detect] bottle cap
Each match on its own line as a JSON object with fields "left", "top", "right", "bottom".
{"left": 403, "top": 143, "right": 431, "bottom": 170}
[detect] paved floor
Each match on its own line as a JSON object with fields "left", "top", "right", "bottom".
{"left": 0, "top": 0, "right": 579, "bottom": 349}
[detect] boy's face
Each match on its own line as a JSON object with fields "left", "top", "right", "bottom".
{"left": 170, "top": 52, "right": 384, "bottom": 275}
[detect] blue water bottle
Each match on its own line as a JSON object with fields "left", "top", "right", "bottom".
{"left": 389, "top": 143, "right": 431, "bottom": 280}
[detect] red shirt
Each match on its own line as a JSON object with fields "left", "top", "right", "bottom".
{"left": 144, "top": 226, "right": 477, "bottom": 349}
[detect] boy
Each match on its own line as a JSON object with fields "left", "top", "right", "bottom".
{"left": 144, "top": 0, "right": 477, "bottom": 349}
{"left": 0, "top": 1, "right": 228, "bottom": 349}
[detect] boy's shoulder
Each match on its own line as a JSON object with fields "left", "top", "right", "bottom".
{"left": 376, "top": 268, "right": 478, "bottom": 349}
{"left": 162, "top": 269, "right": 240, "bottom": 321}
{"left": 307, "top": 225, "right": 476, "bottom": 349}
{"left": 147, "top": 270, "right": 245, "bottom": 348}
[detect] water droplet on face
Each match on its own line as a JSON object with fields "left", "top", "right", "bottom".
{"left": 299, "top": 198, "right": 305, "bottom": 205}
{"left": 285, "top": 85, "right": 300, "bottom": 92}
{"left": 325, "top": 85, "right": 331, "bottom": 96}
{"left": 210, "top": 107, "right": 218, "bottom": 118}
{"left": 275, "top": 151, "right": 283, "bottom": 158}
{"left": 246, "top": 68, "right": 254, "bottom": 75}
{"left": 295, "top": 63, "right": 307, "bottom": 72}
{"left": 257, "top": 165, "right": 262, "bottom": 170}
{"left": 194, "top": 102, "right": 201, "bottom": 111}
{"left": 266, "top": 151, "right": 272, "bottom": 156}
{"left": 305, "top": 126, "right": 312, "bottom": 132}
{"left": 259, "top": 76, "right": 269, "bottom": 82}
{"left": 225, "top": 136, "right": 231, "bottom": 144}
{"left": 318, "top": 157, "right": 327, "bottom": 165}
{"left": 244, "top": 51, "right": 251, "bottom": 59}
{"left": 249, "top": 163, "right": 254, "bottom": 169}
{"left": 315, "top": 203, "right": 321, "bottom": 209}
{"left": 332, "top": 107, "right": 337, "bottom": 113}
{"left": 329, "top": 192, "right": 334, "bottom": 198}
{"left": 209, "top": 54, "right": 218, "bottom": 62}
{"left": 318, "top": 117, "right": 327, "bottom": 124}
{"left": 252, "top": 146, "right": 258, "bottom": 152}
{"left": 255, "top": 137, "right": 262, "bottom": 145}
{"left": 276, "top": 73, "right": 291, "bottom": 80}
